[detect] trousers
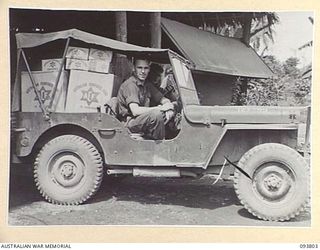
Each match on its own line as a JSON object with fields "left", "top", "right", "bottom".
{"left": 127, "top": 109, "right": 166, "bottom": 140}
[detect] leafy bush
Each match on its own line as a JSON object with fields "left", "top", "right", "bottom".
{"left": 232, "top": 56, "right": 311, "bottom": 106}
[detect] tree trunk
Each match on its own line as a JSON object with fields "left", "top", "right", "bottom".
{"left": 115, "top": 11, "right": 127, "bottom": 42}
{"left": 150, "top": 12, "right": 161, "bottom": 48}
{"left": 114, "top": 11, "right": 131, "bottom": 86}
{"left": 242, "top": 13, "right": 253, "bottom": 47}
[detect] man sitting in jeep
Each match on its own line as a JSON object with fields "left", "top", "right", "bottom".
{"left": 117, "top": 57, "right": 175, "bottom": 140}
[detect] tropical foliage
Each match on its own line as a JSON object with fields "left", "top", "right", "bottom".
{"left": 195, "top": 12, "right": 279, "bottom": 56}
{"left": 165, "top": 12, "right": 311, "bottom": 107}
{"left": 231, "top": 55, "right": 311, "bottom": 106}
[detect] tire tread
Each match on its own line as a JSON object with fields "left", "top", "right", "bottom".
{"left": 34, "top": 135, "right": 103, "bottom": 205}
{"left": 234, "top": 143, "right": 310, "bottom": 221}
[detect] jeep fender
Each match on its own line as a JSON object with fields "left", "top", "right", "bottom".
{"left": 12, "top": 112, "right": 120, "bottom": 161}
{"left": 206, "top": 124, "right": 299, "bottom": 167}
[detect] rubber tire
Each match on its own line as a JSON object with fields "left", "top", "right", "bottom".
{"left": 234, "top": 143, "right": 309, "bottom": 221}
{"left": 34, "top": 135, "right": 103, "bottom": 205}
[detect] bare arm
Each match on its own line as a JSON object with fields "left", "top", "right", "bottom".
{"left": 129, "top": 103, "right": 160, "bottom": 117}
{"left": 129, "top": 101, "right": 174, "bottom": 117}
{"left": 160, "top": 96, "right": 171, "bottom": 105}
{"left": 160, "top": 97, "right": 176, "bottom": 111}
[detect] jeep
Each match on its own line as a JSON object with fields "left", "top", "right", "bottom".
{"left": 11, "top": 29, "right": 310, "bottom": 222}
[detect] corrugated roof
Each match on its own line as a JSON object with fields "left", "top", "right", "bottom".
{"left": 161, "top": 18, "right": 273, "bottom": 78}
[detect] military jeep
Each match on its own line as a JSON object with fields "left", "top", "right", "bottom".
{"left": 11, "top": 29, "right": 310, "bottom": 222}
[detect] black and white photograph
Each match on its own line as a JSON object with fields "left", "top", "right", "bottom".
{"left": 8, "top": 9, "right": 313, "bottom": 228}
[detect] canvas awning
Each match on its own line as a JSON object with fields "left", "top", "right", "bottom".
{"left": 16, "top": 28, "right": 167, "bottom": 52}
{"left": 161, "top": 18, "right": 273, "bottom": 78}
{"left": 16, "top": 29, "right": 171, "bottom": 63}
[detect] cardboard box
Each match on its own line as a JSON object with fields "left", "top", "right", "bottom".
{"left": 89, "top": 48, "right": 113, "bottom": 61}
{"left": 66, "top": 46, "right": 89, "bottom": 60}
{"left": 66, "top": 58, "right": 89, "bottom": 71}
{"left": 21, "top": 71, "right": 68, "bottom": 112}
{"left": 88, "top": 59, "right": 110, "bottom": 73}
{"left": 42, "top": 58, "right": 62, "bottom": 71}
{"left": 65, "top": 70, "right": 114, "bottom": 112}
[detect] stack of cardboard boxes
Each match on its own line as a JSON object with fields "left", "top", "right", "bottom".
{"left": 21, "top": 46, "right": 116, "bottom": 113}
{"left": 21, "top": 70, "right": 68, "bottom": 112}
{"left": 64, "top": 46, "right": 115, "bottom": 112}
{"left": 64, "top": 46, "right": 113, "bottom": 74}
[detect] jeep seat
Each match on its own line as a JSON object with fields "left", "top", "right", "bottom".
{"left": 104, "top": 97, "right": 119, "bottom": 117}
{"left": 104, "top": 97, "right": 144, "bottom": 140}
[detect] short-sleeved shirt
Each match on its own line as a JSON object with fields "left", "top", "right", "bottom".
{"left": 117, "top": 75, "right": 163, "bottom": 120}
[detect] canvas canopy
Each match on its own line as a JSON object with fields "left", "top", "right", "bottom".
{"left": 16, "top": 28, "right": 172, "bottom": 63}
{"left": 161, "top": 18, "right": 274, "bottom": 78}
{"left": 12, "top": 29, "right": 187, "bottom": 112}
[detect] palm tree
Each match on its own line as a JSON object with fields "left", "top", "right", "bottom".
{"left": 298, "top": 16, "right": 313, "bottom": 79}
{"left": 249, "top": 14, "right": 278, "bottom": 56}
{"left": 298, "top": 16, "right": 313, "bottom": 51}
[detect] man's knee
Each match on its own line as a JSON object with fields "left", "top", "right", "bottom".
{"left": 147, "top": 109, "right": 165, "bottom": 124}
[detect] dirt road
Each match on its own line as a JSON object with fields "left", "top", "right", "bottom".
{"left": 8, "top": 165, "right": 311, "bottom": 227}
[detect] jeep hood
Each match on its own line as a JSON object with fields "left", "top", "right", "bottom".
{"left": 184, "top": 105, "right": 305, "bottom": 125}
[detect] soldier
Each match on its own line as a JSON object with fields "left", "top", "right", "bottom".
{"left": 117, "top": 58, "right": 175, "bottom": 140}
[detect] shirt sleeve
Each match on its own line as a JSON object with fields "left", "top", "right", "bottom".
{"left": 123, "top": 82, "right": 140, "bottom": 105}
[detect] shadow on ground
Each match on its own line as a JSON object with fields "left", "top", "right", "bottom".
{"left": 9, "top": 166, "right": 239, "bottom": 212}
{"left": 91, "top": 175, "right": 240, "bottom": 210}
{"left": 9, "top": 167, "right": 310, "bottom": 226}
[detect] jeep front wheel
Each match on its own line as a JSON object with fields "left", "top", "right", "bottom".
{"left": 34, "top": 135, "right": 103, "bottom": 205}
{"left": 234, "top": 143, "right": 309, "bottom": 221}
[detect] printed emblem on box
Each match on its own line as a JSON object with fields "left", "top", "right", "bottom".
{"left": 66, "top": 58, "right": 89, "bottom": 71}
{"left": 89, "top": 48, "right": 113, "bottom": 61}
{"left": 88, "top": 59, "right": 110, "bottom": 74}
{"left": 21, "top": 71, "right": 68, "bottom": 112}
{"left": 66, "top": 46, "right": 89, "bottom": 60}
{"left": 42, "top": 58, "right": 62, "bottom": 71}
{"left": 65, "top": 70, "right": 114, "bottom": 112}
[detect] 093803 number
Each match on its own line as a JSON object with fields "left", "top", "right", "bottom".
{"left": 300, "top": 244, "right": 319, "bottom": 248}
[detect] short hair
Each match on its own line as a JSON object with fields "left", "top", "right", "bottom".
{"left": 133, "top": 57, "right": 150, "bottom": 66}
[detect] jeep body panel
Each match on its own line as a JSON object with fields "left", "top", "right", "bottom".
{"left": 207, "top": 127, "right": 298, "bottom": 166}
{"left": 13, "top": 112, "right": 217, "bottom": 168}
{"left": 184, "top": 105, "right": 303, "bottom": 125}
{"left": 13, "top": 110, "right": 299, "bottom": 169}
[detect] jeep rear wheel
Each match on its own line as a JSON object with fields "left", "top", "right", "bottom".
{"left": 34, "top": 135, "right": 103, "bottom": 205}
{"left": 234, "top": 143, "right": 309, "bottom": 221}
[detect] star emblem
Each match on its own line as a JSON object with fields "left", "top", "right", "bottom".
{"left": 49, "top": 61, "right": 57, "bottom": 68}
{"left": 80, "top": 87, "right": 99, "bottom": 106}
{"left": 34, "top": 86, "right": 51, "bottom": 103}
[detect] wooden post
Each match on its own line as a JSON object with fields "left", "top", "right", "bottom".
{"left": 114, "top": 11, "right": 131, "bottom": 87}
{"left": 242, "top": 13, "right": 253, "bottom": 47}
{"left": 115, "top": 11, "right": 127, "bottom": 43}
{"left": 150, "top": 12, "right": 161, "bottom": 48}
{"left": 241, "top": 78, "right": 248, "bottom": 104}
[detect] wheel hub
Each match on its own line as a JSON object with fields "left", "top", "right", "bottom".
{"left": 264, "top": 174, "right": 282, "bottom": 190}
{"left": 60, "top": 163, "right": 76, "bottom": 179}
{"left": 49, "top": 153, "right": 85, "bottom": 188}
{"left": 253, "top": 164, "right": 294, "bottom": 202}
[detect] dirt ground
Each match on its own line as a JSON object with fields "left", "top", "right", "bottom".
{"left": 7, "top": 165, "right": 311, "bottom": 227}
